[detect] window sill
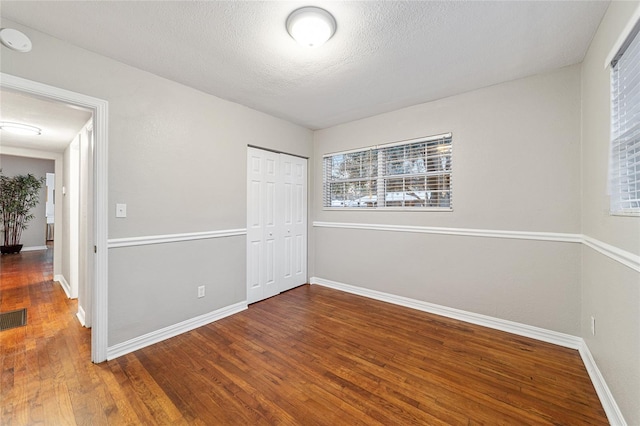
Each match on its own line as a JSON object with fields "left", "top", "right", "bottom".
{"left": 322, "top": 207, "right": 453, "bottom": 212}
{"left": 609, "top": 210, "right": 640, "bottom": 217}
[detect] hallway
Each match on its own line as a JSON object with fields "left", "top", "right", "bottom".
{"left": 0, "top": 248, "right": 90, "bottom": 422}
{"left": 0, "top": 248, "right": 188, "bottom": 425}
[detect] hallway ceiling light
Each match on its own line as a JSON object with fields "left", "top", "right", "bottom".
{"left": 286, "top": 6, "right": 336, "bottom": 47}
{"left": 0, "top": 122, "right": 41, "bottom": 136}
{"left": 0, "top": 28, "right": 32, "bottom": 53}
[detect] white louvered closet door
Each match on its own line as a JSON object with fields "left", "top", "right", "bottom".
{"left": 247, "top": 148, "right": 307, "bottom": 304}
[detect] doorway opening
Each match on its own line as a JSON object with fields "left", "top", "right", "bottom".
{"left": 0, "top": 72, "right": 109, "bottom": 362}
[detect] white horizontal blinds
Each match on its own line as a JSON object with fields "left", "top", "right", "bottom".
{"left": 611, "top": 20, "right": 640, "bottom": 214}
{"left": 323, "top": 149, "right": 378, "bottom": 207}
{"left": 380, "top": 135, "right": 452, "bottom": 208}
{"left": 323, "top": 134, "right": 452, "bottom": 209}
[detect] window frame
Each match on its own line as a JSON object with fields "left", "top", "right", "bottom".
{"left": 322, "top": 133, "right": 453, "bottom": 211}
{"left": 609, "top": 18, "right": 640, "bottom": 217}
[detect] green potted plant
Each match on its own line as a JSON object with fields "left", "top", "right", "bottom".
{"left": 0, "top": 171, "right": 45, "bottom": 254}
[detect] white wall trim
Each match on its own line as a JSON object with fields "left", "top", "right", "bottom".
{"left": 311, "top": 276, "right": 582, "bottom": 348}
{"left": 54, "top": 274, "right": 71, "bottom": 298}
{"left": 106, "top": 301, "right": 247, "bottom": 360}
{"left": 107, "top": 228, "right": 247, "bottom": 249}
{"left": 310, "top": 276, "right": 624, "bottom": 425}
{"left": 582, "top": 235, "right": 640, "bottom": 273}
{"left": 76, "top": 306, "right": 86, "bottom": 327}
{"left": 313, "top": 221, "right": 640, "bottom": 272}
{"left": 313, "top": 221, "right": 582, "bottom": 243}
{"left": 21, "top": 245, "right": 48, "bottom": 252}
{"left": 579, "top": 341, "right": 627, "bottom": 425}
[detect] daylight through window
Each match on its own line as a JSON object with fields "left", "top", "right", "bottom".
{"left": 323, "top": 133, "right": 452, "bottom": 209}
{"left": 610, "top": 20, "right": 640, "bottom": 215}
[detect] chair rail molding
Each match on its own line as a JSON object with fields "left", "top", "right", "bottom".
{"left": 107, "top": 228, "right": 247, "bottom": 249}
{"left": 313, "top": 221, "right": 640, "bottom": 272}
{"left": 582, "top": 235, "right": 640, "bottom": 273}
{"left": 313, "top": 221, "right": 582, "bottom": 242}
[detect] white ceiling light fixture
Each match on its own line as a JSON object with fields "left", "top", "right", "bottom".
{"left": 0, "top": 28, "right": 32, "bottom": 53}
{"left": 0, "top": 122, "right": 42, "bottom": 136}
{"left": 286, "top": 6, "right": 336, "bottom": 47}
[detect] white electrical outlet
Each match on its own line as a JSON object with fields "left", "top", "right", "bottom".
{"left": 591, "top": 316, "right": 596, "bottom": 336}
{"left": 197, "top": 285, "right": 205, "bottom": 298}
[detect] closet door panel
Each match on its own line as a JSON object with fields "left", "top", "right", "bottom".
{"left": 247, "top": 148, "right": 280, "bottom": 303}
{"left": 247, "top": 148, "right": 307, "bottom": 302}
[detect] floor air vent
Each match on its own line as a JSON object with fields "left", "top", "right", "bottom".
{"left": 0, "top": 308, "right": 27, "bottom": 331}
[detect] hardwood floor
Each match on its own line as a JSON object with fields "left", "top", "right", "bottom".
{"left": 1, "top": 249, "right": 608, "bottom": 425}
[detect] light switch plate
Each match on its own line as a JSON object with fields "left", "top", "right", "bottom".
{"left": 116, "top": 203, "right": 127, "bottom": 218}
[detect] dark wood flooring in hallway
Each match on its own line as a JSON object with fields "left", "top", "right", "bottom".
{"left": 1, "top": 248, "right": 608, "bottom": 425}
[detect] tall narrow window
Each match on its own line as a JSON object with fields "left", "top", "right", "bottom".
{"left": 323, "top": 133, "right": 452, "bottom": 210}
{"left": 610, "top": 20, "right": 640, "bottom": 216}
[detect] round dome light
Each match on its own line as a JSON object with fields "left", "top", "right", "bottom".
{"left": 0, "top": 122, "right": 41, "bottom": 136}
{"left": 286, "top": 7, "right": 336, "bottom": 47}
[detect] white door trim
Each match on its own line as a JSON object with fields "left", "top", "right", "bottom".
{"left": 1, "top": 73, "right": 109, "bottom": 363}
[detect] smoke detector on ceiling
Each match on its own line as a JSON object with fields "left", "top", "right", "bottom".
{"left": 0, "top": 28, "right": 32, "bottom": 53}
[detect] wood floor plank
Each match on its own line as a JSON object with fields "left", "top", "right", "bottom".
{"left": 1, "top": 248, "right": 608, "bottom": 425}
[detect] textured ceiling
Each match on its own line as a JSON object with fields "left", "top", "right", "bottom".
{"left": 1, "top": 1, "right": 609, "bottom": 130}
{"left": 0, "top": 89, "right": 92, "bottom": 152}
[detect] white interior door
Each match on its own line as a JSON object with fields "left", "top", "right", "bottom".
{"left": 280, "top": 154, "right": 307, "bottom": 292}
{"left": 247, "top": 148, "right": 307, "bottom": 304}
{"left": 247, "top": 148, "right": 280, "bottom": 304}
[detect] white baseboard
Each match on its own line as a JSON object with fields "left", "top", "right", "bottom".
{"left": 310, "top": 276, "right": 625, "bottom": 425}
{"left": 311, "top": 276, "right": 581, "bottom": 348}
{"left": 579, "top": 341, "right": 627, "bottom": 425}
{"left": 76, "top": 306, "right": 86, "bottom": 327}
{"left": 54, "top": 274, "right": 71, "bottom": 298}
{"left": 21, "top": 245, "right": 48, "bottom": 252}
{"left": 106, "top": 301, "right": 248, "bottom": 360}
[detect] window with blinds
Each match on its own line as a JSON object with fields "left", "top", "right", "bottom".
{"left": 610, "top": 20, "right": 640, "bottom": 216}
{"left": 323, "top": 133, "right": 452, "bottom": 209}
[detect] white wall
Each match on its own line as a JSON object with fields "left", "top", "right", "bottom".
{"left": 0, "top": 18, "right": 313, "bottom": 346}
{"left": 313, "top": 65, "right": 582, "bottom": 335}
{"left": 0, "top": 154, "right": 54, "bottom": 249}
{"left": 580, "top": 2, "right": 640, "bottom": 424}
